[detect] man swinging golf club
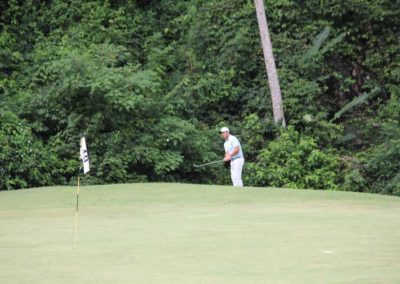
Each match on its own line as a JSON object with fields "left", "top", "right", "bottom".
{"left": 220, "top": 127, "right": 244, "bottom": 187}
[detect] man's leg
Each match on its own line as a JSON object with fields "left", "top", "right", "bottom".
{"left": 230, "top": 160, "right": 235, "bottom": 185}
{"left": 231, "top": 158, "right": 244, "bottom": 187}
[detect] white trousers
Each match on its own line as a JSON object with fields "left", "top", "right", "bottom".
{"left": 230, "top": 158, "right": 244, "bottom": 187}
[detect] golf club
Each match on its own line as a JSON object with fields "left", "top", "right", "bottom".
{"left": 193, "top": 159, "right": 223, "bottom": 168}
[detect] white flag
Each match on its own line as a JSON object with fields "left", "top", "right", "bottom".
{"left": 80, "top": 137, "right": 90, "bottom": 174}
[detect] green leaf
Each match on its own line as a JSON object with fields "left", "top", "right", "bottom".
{"left": 331, "top": 86, "right": 381, "bottom": 122}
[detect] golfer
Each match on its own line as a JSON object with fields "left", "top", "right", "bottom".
{"left": 219, "top": 127, "right": 244, "bottom": 187}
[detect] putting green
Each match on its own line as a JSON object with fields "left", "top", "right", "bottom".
{"left": 1, "top": 183, "right": 399, "bottom": 283}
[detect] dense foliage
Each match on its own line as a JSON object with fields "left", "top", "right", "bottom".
{"left": 1, "top": 0, "right": 399, "bottom": 194}
{"left": 246, "top": 127, "right": 340, "bottom": 190}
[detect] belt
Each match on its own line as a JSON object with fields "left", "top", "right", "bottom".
{"left": 231, "top": 156, "right": 243, "bottom": 161}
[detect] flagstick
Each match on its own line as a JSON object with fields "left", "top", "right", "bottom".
{"left": 74, "top": 176, "right": 80, "bottom": 248}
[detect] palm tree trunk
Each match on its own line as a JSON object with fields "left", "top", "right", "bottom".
{"left": 254, "top": 0, "right": 286, "bottom": 127}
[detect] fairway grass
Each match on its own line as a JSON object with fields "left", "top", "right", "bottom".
{"left": 1, "top": 183, "right": 399, "bottom": 284}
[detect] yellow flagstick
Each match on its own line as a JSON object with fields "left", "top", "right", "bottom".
{"left": 74, "top": 176, "right": 80, "bottom": 248}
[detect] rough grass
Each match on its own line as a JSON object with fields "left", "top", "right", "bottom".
{"left": 1, "top": 183, "right": 399, "bottom": 284}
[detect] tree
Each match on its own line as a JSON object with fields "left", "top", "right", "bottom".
{"left": 254, "top": 0, "right": 286, "bottom": 126}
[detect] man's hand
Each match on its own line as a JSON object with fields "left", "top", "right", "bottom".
{"left": 223, "top": 153, "right": 231, "bottom": 162}
{"left": 224, "top": 146, "right": 239, "bottom": 162}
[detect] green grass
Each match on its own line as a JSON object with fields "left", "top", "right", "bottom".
{"left": 1, "top": 183, "right": 400, "bottom": 284}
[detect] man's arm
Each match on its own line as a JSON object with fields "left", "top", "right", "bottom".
{"left": 224, "top": 146, "right": 240, "bottom": 161}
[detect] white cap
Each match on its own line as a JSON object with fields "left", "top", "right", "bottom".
{"left": 219, "top": 127, "right": 229, "bottom": 133}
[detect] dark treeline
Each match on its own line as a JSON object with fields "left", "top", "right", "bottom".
{"left": 0, "top": 0, "right": 399, "bottom": 194}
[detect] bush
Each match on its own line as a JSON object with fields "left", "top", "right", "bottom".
{"left": 246, "top": 127, "right": 340, "bottom": 190}
{"left": 342, "top": 95, "right": 400, "bottom": 195}
{"left": 0, "top": 111, "right": 63, "bottom": 190}
{"left": 364, "top": 135, "right": 400, "bottom": 195}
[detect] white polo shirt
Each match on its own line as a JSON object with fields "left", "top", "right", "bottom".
{"left": 224, "top": 135, "right": 244, "bottom": 160}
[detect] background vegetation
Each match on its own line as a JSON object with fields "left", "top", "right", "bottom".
{"left": 0, "top": 0, "right": 399, "bottom": 194}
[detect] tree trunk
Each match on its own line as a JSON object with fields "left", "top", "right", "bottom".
{"left": 254, "top": 0, "right": 286, "bottom": 127}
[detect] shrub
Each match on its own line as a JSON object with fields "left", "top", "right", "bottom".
{"left": 342, "top": 95, "right": 400, "bottom": 195}
{"left": 246, "top": 127, "right": 340, "bottom": 190}
{"left": 0, "top": 111, "right": 63, "bottom": 190}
